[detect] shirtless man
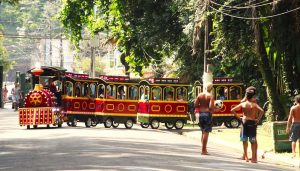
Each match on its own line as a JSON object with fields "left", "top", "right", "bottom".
{"left": 240, "top": 86, "right": 258, "bottom": 160}
{"left": 194, "top": 83, "right": 214, "bottom": 155}
{"left": 231, "top": 89, "right": 264, "bottom": 163}
{"left": 286, "top": 95, "right": 300, "bottom": 158}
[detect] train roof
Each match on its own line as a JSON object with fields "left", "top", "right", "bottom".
{"left": 28, "top": 66, "right": 67, "bottom": 76}
{"left": 194, "top": 77, "right": 243, "bottom": 85}
{"left": 139, "top": 78, "right": 190, "bottom": 87}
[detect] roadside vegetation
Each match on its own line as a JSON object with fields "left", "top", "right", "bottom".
{"left": 1, "top": 1, "right": 300, "bottom": 123}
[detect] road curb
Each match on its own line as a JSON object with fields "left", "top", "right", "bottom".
{"left": 182, "top": 130, "right": 300, "bottom": 168}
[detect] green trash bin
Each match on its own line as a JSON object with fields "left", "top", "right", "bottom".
{"left": 272, "top": 121, "right": 292, "bottom": 152}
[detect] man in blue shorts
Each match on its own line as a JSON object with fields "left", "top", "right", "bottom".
{"left": 231, "top": 89, "right": 264, "bottom": 163}
{"left": 286, "top": 95, "right": 300, "bottom": 158}
{"left": 194, "top": 83, "right": 214, "bottom": 155}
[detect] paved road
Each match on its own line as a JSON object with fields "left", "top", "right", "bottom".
{"left": 0, "top": 103, "right": 298, "bottom": 171}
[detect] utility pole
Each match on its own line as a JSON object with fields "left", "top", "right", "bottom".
{"left": 0, "top": 66, "right": 3, "bottom": 108}
{"left": 49, "top": 22, "right": 53, "bottom": 66}
{"left": 90, "top": 6, "right": 99, "bottom": 78}
{"left": 202, "top": 0, "right": 213, "bottom": 88}
{"left": 90, "top": 34, "right": 99, "bottom": 78}
{"left": 203, "top": 0, "right": 212, "bottom": 73}
{"left": 60, "top": 30, "right": 63, "bottom": 68}
{"left": 90, "top": 45, "right": 95, "bottom": 78}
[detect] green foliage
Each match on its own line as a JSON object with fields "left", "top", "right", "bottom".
{"left": 59, "top": 0, "right": 196, "bottom": 76}
{"left": 0, "top": 36, "right": 14, "bottom": 73}
{"left": 0, "top": 0, "right": 19, "bottom": 5}
{"left": 74, "top": 56, "right": 105, "bottom": 76}
{"left": 211, "top": 0, "right": 260, "bottom": 82}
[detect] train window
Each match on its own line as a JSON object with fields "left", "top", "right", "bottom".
{"left": 140, "top": 86, "right": 149, "bottom": 100}
{"left": 164, "top": 87, "right": 174, "bottom": 101}
{"left": 128, "top": 86, "right": 138, "bottom": 100}
{"left": 117, "top": 85, "right": 126, "bottom": 100}
{"left": 229, "top": 86, "right": 242, "bottom": 100}
{"left": 90, "top": 83, "right": 96, "bottom": 98}
{"left": 176, "top": 87, "right": 187, "bottom": 101}
{"left": 98, "top": 84, "right": 105, "bottom": 98}
{"left": 82, "top": 83, "right": 89, "bottom": 97}
{"left": 151, "top": 87, "right": 161, "bottom": 100}
{"left": 53, "top": 80, "right": 62, "bottom": 92}
{"left": 195, "top": 86, "right": 202, "bottom": 98}
{"left": 216, "top": 86, "right": 228, "bottom": 100}
{"left": 75, "top": 83, "right": 81, "bottom": 97}
{"left": 39, "top": 76, "right": 49, "bottom": 88}
{"left": 106, "top": 85, "right": 116, "bottom": 99}
{"left": 65, "top": 81, "right": 73, "bottom": 96}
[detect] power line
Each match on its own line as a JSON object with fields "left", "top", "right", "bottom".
{"left": 209, "top": 5, "right": 300, "bottom": 20}
{"left": 210, "top": 0, "right": 282, "bottom": 9}
{"left": 0, "top": 33, "right": 91, "bottom": 40}
{"left": 0, "top": 33, "right": 67, "bottom": 40}
{"left": 215, "top": 0, "right": 272, "bottom": 12}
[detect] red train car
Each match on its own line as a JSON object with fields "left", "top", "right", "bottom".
{"left": 193, "top": 77, "right": 244, "bottom": 128}
{"left": 62, "top": 72, "right": 99, "bottom": 127}
{"left": 137, "top": 78, "right": 190, "bottom": 129}
{"left": 94, "top": 75, "right": 139, "bottom": 128}
{"left": 62, "top": 74, "right": 140, "bottom": 128}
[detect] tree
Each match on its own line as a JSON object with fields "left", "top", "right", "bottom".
{"left": 206, "top": 0, "right": 300, "bottom": 121}
{"left": 0, "top": 0, "right": 19, "bottom": 5}
{"left": 74, "top": 56, "right": 105, "bottom": 76}
{"left": 0, "top": 34, "right": 14, "bottom": 74}
{"left": 59, "top": 0, "right": 195, "bottom": 77}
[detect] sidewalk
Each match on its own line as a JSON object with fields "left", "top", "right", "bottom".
{"left": 0, "top": 102, "right": 14, "bottom": 112}
{"left": 181, "top": 126, "right": 300, "bottom": 168}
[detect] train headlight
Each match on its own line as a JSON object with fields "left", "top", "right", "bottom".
{"left": 53, "top": 107, "right": 60, "bottom": 112}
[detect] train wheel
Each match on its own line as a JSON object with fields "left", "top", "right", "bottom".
{"left": 124, "top": 119, "right": 133, "bottom": 129}
{"left": 230, "top": 118, "right": 241, "bottom": 128}
{"left": 141, "top": 123, "right": 149, "bottom": 128}
{"left": 85, "top": 118, "right": 92, "bottom": 128}
{"left": 33, "top": 125, "right": 38, "bottom": 129}
{"left": 112, "top": 121, "right": 119, "bottom": 128}
{"left": 224, "top": 121, "right": 231, "bottom": 128}
{"left": 91, "top": 120, "right": 98, "bottom": 127}
{"left": 150, "top": 119, "right": 160, "bottom": 129}
{"left": 72, "top": 117, "right": 77, "bottom": 127}
{"left": 165, "top": 122, "right": 174, "bottom": 129}
{"left": 104, "top": 118, "right": 112, "bottom": 128}
{"left": 67, "top": 119, "right": 72, "bottom": 126}
{"left": 26, "top": 125, "right": 30, "bottom": 129}
{"left": 174, "top": 120, "right": 184, "bottom": 130}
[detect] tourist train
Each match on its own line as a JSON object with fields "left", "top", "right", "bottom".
{"left": 18, "top": 66, "right": 243, "bottom": 129}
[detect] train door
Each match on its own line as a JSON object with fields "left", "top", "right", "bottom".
{"left": 213, "top": 83, "right": 243, "bottom": 128}
{"left": 137, "top": 82, "right": 151, "bottom": 128}
{"left": 194, "top": 81, "right": 202, "bottom": 99}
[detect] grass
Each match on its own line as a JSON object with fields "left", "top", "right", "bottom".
{"left": 184, "top": 123, "right": 300, "bottom": 158}
{"left": 210, "top": 126, "right": 300, "bottom": 157}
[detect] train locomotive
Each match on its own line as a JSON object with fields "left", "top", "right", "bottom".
{"left": 19, "top": 67, "right": 64, "bottom": 129}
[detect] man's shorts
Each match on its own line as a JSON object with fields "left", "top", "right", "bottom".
{"left": 198, "top": 112, "right": 212, "bottom": 133}
{"left": 240, "top": 119, "right": 257, "bottom": 142}
{"left": 289, "top": 123, "right": 300, "bottom": 142}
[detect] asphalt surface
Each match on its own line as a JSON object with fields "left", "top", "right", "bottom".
{"left": 0, "top": 103, "right": 298, "bottom": 171}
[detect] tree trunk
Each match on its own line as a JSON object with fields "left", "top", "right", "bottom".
{"left": 252, "top": 8, "right": 286, "bottom": 121}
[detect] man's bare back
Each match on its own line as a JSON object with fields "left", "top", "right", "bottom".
{"left": 195, "top": 93, "right": 214, "bottom": 113}
{"left": 290, "top": 104, "right": 300, "bottom": 123}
